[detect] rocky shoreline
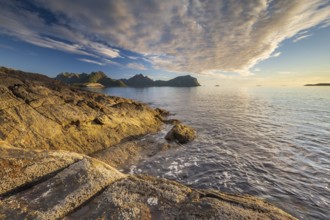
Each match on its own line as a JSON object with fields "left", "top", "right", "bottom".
{"left": 0, "top": 67, "right": 296, "bottom": 219}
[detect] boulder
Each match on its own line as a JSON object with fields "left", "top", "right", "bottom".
{"left": 165, "top": 124, "right": 197, "bottom": 144}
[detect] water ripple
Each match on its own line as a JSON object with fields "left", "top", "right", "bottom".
{"left": 100, "top": 86, "right": 330, "bottom": 220}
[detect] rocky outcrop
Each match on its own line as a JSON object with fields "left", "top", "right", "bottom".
{"left": 165, "top": 124, "right": 197, "bottom": 144}
{"left": 0, "top": 143, "right": 297, "bottom": 220}
{"left": 0, "top": 67, "right": 162, "bottom": 154}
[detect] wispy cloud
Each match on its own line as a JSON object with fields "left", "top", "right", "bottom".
{"left": 293, "top": 34, "right": 312, "bottom": 43}
{"left": 272, "top": 52, "right": 281, "bottom": 58}
{"left": 104, "top": 59, "right": 123, "bottom": 67}
{"left": 127, "top": 62, "right": 147, "bottom": 70}
{"left": 0, "top": 0, "right": 329, "bottom": 75}
{"left": 127, "top": 56, "right": 139, "bottom": 60}
{"left": 0, "top": 44, "right": 14, "bottom": 50}
{"left": 78, "top": 58, "right": 105, "bottom": 66}
{"left": 0, "top": 1, "right": 121, "bottom": 60}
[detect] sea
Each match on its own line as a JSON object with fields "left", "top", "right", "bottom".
{"left": 90, "top": 86, "right": 330, "bottom": 219}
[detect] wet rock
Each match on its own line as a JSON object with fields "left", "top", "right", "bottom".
{"left": 155, "top": 108, "right": 170, "bottom": 116}
{"left": 92, "top": 135, "right": 177, "bottom": 171}
{"left": 165, "top": 124, "right": 197, "bottom": 144}
{"left": 163, "top": 118, "right": 181, "bottom": 125}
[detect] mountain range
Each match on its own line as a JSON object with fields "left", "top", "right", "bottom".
{"left": 304, "top": 83, "right": 330, "bottom": 86}
{"left": 55, "top": 72, "right": 201, "bottom": 87}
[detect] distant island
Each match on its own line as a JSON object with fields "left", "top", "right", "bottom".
{"left": 304, "top": 83, "right": 330, "bottom": 86}
{"left": 55, "top": 71, "right": 201, "bottom": 87}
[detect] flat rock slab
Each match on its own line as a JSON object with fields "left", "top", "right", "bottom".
{"left": 0, "top": 156, "right": 125, "bottom": 219}
{"left": 0, "top": 145, "right": 296, "bottom": 220}
{"left": 0, "top": 142, "right": 83, "bottom": 195}
{"left": 65, "top": 175, "right": 297, "bottom": 220}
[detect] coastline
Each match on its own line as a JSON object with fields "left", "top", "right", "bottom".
{"left": 0, "top": 67, "right": 297, "bottom": 219}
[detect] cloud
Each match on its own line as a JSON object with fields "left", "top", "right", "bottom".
{"left": 103, "top": 59, "right": 123, "bottom": 67}
{"left": 0, "top": 44, "right": 14, "bottom": 50}
{"left": 78, "top": 58, "right": 105, "bottom": 66}
{"left": 126, "top": 62, "right": 147, "bottom": 70}
{"left": 0, "top": 0, "right": 329, "bottom": 75}
{"left": 0, "top": 1, "right": 120, "bottom": 59}
{"left": 127, "top": 56, "right": 139, "bottom": 60}
{"left": 293, "top": 34, "right": 312, "bottom": 43}
{"left": 271, "top": 52, "right": 281, "bottom": 58}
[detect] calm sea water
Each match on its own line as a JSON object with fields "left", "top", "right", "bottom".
{"left": 92, "top": 86, "right": 330, "bottom": 219}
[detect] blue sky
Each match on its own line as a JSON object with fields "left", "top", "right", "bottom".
{"left": 0, "top": 0, "right": 329, "bottom": 86}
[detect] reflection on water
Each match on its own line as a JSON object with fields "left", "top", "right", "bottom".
{"left": 92, "top": 86, "right": 330, "bottom": 220}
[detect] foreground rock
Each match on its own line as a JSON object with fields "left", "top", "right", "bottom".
{"left": 0, "top": 67, "right": 162, "bottom": 154}
{"left": 0, "top": 143, "right": 296, "bottom": 220}
{"left": 165, "top": 123, "right": 197, "bottom": 144}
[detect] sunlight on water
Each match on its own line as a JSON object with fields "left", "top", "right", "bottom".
{"left": 93, "top": 86, "right": 330, "bottom": 220}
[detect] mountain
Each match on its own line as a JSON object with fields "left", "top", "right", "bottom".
{"left": 304, "top": 83, "right": 330, "bottom": 86}
{"left": 55, "top": 71, "right": 126, "bottom": 87}
{"left": 98, "top": 77, "right": 127, "bottom": 87}
{"left": 121, "top": 74, "right": 154, "bottom": 87}
{"left": 155, "top": 75, "right": 201, "bottom": 87}
{"left": 55, "top": 72, "right": 201, "bottom": 87}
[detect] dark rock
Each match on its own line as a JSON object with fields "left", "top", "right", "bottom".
{"left": 163, "top": 118, "right": 181, "bottom": 125}
{"left": 155, "top": 108, "right": 170, "bottom": 116}
{"left": 93, "top": 115, "right": 111, "bottom": 125}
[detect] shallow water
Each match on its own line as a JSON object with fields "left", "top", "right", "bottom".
{"left": 93, "top": 86, "right": 330, "bottom": 219}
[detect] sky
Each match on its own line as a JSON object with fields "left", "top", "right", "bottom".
{"left": 0, "top": 0, "right": 329, "bottom": 86}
